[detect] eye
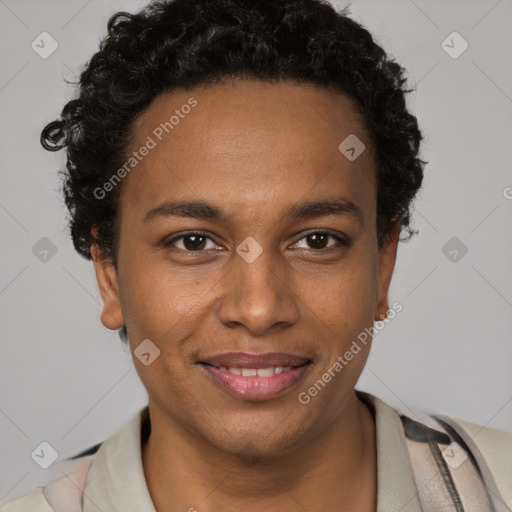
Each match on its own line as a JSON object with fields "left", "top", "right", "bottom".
{"left": 164, "top": 230, "right": 349, "bottom": 253}
{"left": 164, "top": 232, "right": 220, "bottom": 252}
{"left": 292, "top": 231, "right": 349, "bottom": 251}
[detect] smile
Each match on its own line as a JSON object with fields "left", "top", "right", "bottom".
{"left": 199, "top": 364, "right": 310, "bottom": 400}
{"left": 216, "top": 366, "right": 293, "bottom": 376}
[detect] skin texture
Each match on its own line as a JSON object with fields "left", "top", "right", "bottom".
{"left": 92, "top": 79, "right": 400, "bottom": 512}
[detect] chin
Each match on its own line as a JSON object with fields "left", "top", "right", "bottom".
{"left": 199, "top": 417, "right": 310, "bottom": 460}
{"left": 214, "top": 437, "right": 292, "bottom": 460}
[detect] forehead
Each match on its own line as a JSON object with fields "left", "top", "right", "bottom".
{"left": 119, "top": 79, "right": 376, "bottom": 222}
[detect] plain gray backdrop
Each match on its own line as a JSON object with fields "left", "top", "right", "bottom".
{"left": 1, "top": 0, "right": 511, "bottom": 503}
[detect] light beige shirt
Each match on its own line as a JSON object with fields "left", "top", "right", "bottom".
{"left": 2, "top": 391, "right": 511, "bottom": 512}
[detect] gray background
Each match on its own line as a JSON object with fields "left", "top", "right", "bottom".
{"left": 1, "top": 0, "right": 511, "bottom": 503}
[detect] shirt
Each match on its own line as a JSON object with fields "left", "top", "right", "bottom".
{"left": 2, "top": 390, "right": 511, "bottom": 511}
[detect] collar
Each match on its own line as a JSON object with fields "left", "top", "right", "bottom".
{"left": 356, "top": 390, "right": 422, "bottom": 512}
{"left": 83, "top": 391, "right": 422, "bottom": 512}
{"left": 83, "top": 407, "right": 155, "bottom": 512}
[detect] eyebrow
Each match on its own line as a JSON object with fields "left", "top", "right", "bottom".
{"left": 143, "top": 196, "right": 364, "bottom": 226}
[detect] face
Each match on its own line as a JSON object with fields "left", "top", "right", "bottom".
{"left": 92, "top": 79, "right": 399, "bottom": 457}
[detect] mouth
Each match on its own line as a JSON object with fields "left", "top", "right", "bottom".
{"left": 197, "top": 352, "right": 312, "bottom": 401}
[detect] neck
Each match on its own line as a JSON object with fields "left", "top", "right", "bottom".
{"left": 142, "top": 392, "right": 377, "bottom": 512}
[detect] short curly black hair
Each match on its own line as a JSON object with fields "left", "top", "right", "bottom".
{"left": 41, "top": 0, "right": 425, "bottom": 268}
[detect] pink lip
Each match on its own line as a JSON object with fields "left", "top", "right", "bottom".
{"left": 199, "top": 351, "right": 310, "bottom": 369}
{"left": 198, "top": 362, "right": 310, "bottom": 401}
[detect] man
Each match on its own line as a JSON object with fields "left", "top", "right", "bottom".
{"left": 2, "top": 0, "right": 510, "bottom": 511}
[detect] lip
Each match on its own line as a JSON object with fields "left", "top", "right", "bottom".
{"left": 199, "top": 364, "right": 310, "bottom": 401}
{"left": 199, "top": 352, "right": 311, "bottom": 369}
{"left": 197, "top": 352, "right": 312, "bottom": 401}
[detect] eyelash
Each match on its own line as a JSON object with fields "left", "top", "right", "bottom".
{"left": 163, "top": 230, "right": 350, "bottom": 253}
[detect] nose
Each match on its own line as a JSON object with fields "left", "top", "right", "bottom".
{"left": 216, "top": 247, "right": 300, "bottom": 336}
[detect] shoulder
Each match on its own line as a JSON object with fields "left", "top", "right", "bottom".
{"left": 0, "top": 408, "right": 146, "bottom": 512}
{"left": 445, "top": 414, "right": 512, "bottom": 510}
{"left": 0, "top": 486, "right": 54, "bottom": 512}
{"left": 0, "top": 453, "right": 96, "bottom": 512}
{"left": 358, "top": 390, "right": 512, "bottom": 510}
{"left": 447, "top": 414, "right": 512, "bottom": 457}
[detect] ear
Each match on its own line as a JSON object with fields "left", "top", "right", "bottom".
{"left": 91, "top": 239, "right": 125, "bottom": 330}
{"left": 374, "top": 220, "right": 401, "bottom": 321}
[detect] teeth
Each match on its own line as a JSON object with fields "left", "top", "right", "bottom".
{"left": 219, "top": 366, "right": 293, "bottom": 376}
{"left": 256, "top": 367, "right": 276, "bottom": 377}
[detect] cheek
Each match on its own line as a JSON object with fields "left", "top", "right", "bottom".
{"left": 119, "top": 256, "right": 206, "bottom": 338}
{"left": 306, "top": 256, "right": 377, "bottom": 328}
{"left": 135, "top": 358, "right": 199, "bottom": 424}
{"left": 123, "top": 273, "right": 199, "bottom": 402}
{"left": 300, "top": 256, "right": 378, "bottom": 384}
{"left": 119, "top": 262, "right": 213, "bottom": 399}
{"left": 302, "top": 264, "right": 376, "bottom": 400}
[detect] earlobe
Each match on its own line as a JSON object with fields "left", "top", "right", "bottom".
{"left": 374, "top": 220, "right": 401, "bottom": 321}
{"left": 91, "top": 243, "right": 125, "bottom": 330}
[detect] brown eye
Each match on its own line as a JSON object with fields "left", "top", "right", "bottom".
{"left": 165, "top": 232, "right": 217, "bottom": 251}
{"left": 306, "top": 233, "right": 329, "bottom": 249}
{"left": 182, "top": 234, "right": 207, "bottom": 251}
{"left": 293, "top": 231, "right": 349, "bottom": 250}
